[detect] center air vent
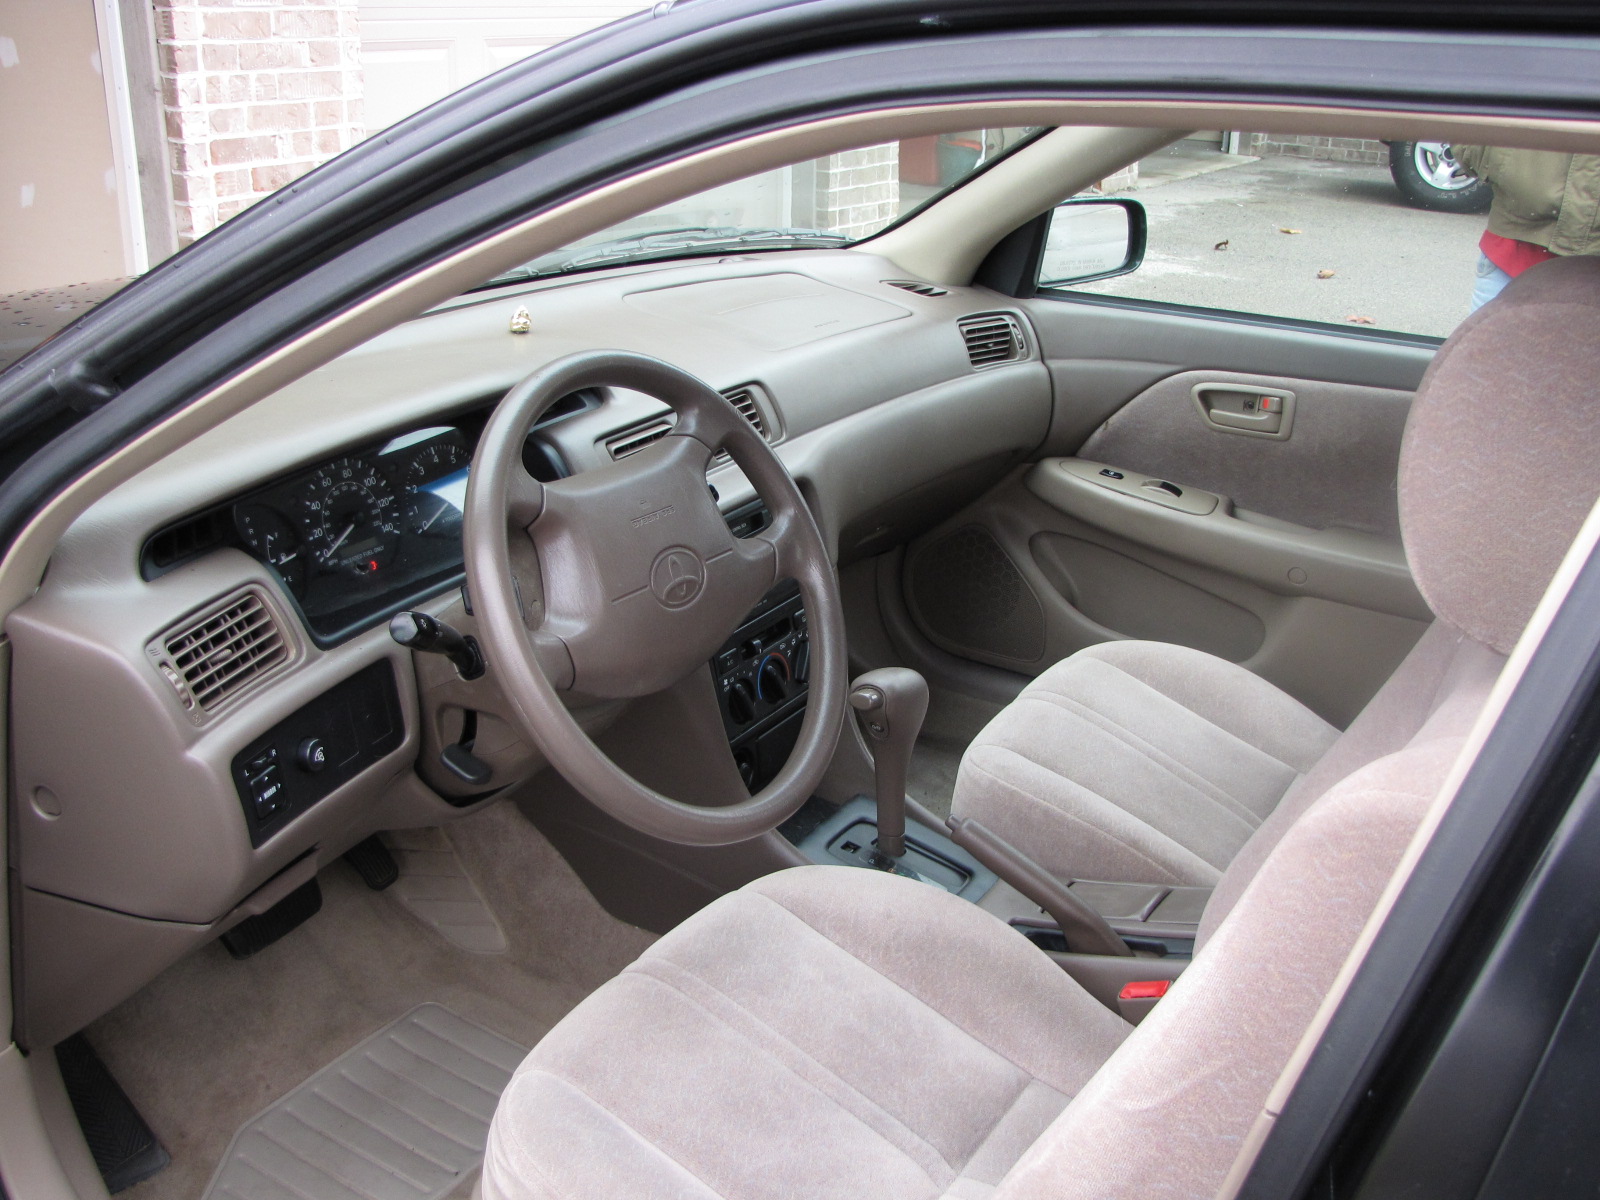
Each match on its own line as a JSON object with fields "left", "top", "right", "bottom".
{"left": 886, "top": 279, "right": 949, "bottom": 297}
{"left": 722, "top": 386, "right": 768, "bottom": 439}
{"left": 958, "top": 312, "right": 1027, "bottom": 368}
{"left": 606, "top": 387, "right": 773, "bottom": 465}
{"left": 159, "top": 591, "right": 288, "bottom": 712}
{"left": 605, "top": 419, "right": 674, "bottom": 460}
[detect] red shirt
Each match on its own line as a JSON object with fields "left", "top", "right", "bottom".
{"left": 1481, "top": 230, "right": 1558, "bottom": 277}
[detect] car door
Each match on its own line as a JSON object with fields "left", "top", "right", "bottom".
{"left": 900, "top": 137, "right": 1471, "bottom": 726}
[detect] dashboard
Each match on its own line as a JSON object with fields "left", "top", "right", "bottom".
{"left": 141, "top": 395, "right": 591, "bottom": 645}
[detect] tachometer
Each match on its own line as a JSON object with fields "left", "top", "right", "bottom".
{"left": 403, "top": 438, "right": 471, "bottom": 537}
{"left": 297, "top": 457, "right": 401, "bottom": 577}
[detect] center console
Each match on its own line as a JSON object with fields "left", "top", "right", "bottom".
{"left": 712, "top": 580, "right": 811, "bottom": 792}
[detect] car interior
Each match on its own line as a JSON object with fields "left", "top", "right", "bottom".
{"left": 6, "top": 95, "right": 1600, "bottom": 1200}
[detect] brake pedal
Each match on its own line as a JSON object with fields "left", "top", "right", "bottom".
{"left": 220, "top": 879, "right": 322, "bottom": 959}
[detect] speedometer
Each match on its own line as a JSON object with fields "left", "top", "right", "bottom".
{"left": 296, "top": 456, "right": 401, "bottom": 577}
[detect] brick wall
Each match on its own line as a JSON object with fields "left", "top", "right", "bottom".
{"left": 812, "top": 145, "right": 901, "bottom": 240}
{"left": 155, "top": 0, "right": 363, "bottom": 243}
{"left": 1244, "top": 133, "right": 1387, "bottom": 166}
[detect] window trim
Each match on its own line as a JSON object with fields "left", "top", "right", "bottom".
{"left": 1036, "top": 287, "right": 1448, "bottom": 349}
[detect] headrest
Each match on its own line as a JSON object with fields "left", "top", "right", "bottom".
{"left": 1400, "top": 255, "right": 1600, "bottom": 655}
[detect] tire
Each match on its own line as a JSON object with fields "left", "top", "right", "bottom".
{"left": 1388, "top": 142, "right": 1493, "bottom": 213}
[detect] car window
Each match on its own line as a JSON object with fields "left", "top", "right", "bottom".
{"left": 1054, "top": 134, "right": 1506, "bottom": 339}
{"left": 479, "top": 127, "right": 1042, "bottom": 288}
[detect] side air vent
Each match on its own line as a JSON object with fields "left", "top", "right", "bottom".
{"left": 605, "top": 419, "right": 674, "bottom": 460}
{"left": 958, "top": 312, "right": 1027, "bottom": 369}
{"left": 159, "top": 591, "right": 288, "bottom": 713}
{"left": 886, "top": 279, "right": 949, "bottom": 297}
{"left": 722, "top": 386, "right": 768, "bottom": 438}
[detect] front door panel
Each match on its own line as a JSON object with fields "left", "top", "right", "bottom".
{"left": 903, "top": 297, "right": 1440, "bottom": 726}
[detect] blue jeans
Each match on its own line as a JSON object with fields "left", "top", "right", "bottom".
{"left": 1471, "top": 253, "right": 1512, "bottom": 312}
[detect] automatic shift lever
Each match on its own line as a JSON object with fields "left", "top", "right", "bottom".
{"left": 849, "top": 668, "right": 929, "bottom": 864}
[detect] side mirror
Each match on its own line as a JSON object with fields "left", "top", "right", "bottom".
{"left": 1037, "top": 198, "right": 1146, "bottom": 288}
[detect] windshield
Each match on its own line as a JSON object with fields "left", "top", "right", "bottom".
{"left": 477, "top": 127, "right": 1044, "bottom": 288}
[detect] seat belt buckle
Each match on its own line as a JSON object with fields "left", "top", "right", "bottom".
{"left": 1117, "top": 979, "right": 1171, "bottom": 1024}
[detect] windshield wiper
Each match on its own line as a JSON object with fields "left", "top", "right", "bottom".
{"left": 476, "top": 226, "right": 851, "bottom": 288}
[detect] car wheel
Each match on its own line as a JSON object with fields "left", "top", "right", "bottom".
{"left": 1388, "top": 141, "right": 1493, "bottom": 213}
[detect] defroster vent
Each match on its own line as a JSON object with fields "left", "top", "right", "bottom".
{"left": 159, "top": 591, "right": 288, "bottom": 712}
{"left": 885, "top": 279, "right": 949, "bottom": 297}
{"left": 958, "top": 312, "right": 1027, "bottom": 369}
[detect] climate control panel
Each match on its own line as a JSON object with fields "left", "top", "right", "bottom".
{"left": 712, "top": 581, "right": 809, "bottom": 792}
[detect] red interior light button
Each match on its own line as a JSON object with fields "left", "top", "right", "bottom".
{"left": 1118, "top": 980, "right": 1171, "bottom": 1001}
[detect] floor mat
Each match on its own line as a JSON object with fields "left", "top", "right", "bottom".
{"left": 384, "top": 829, "right": 509, "bottom": 954}
{"left": 92, "top": 801, "right": 655, "bottom": 1200}
{"left": 201, "top": 1005, "right": 525, "bottom": 1200}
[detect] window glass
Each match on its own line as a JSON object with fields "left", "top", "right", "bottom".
{"left": 1059, "top": 134, "right": 1497, "bottom": 338}
{"left": 481, "top": 127, "right": 1041, "bottom": 288}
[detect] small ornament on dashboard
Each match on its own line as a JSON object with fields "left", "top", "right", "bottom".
{"left": 508, "top": 306, "right": 533, "bottom": 334}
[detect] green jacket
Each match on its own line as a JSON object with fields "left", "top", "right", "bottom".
{"left": 1453, "top": 146, "right": 1600, "bottom": 256}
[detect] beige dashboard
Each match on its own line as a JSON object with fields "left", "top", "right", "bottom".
{"left": 5, "top": 248, "right": 1051, "bottom": 1049}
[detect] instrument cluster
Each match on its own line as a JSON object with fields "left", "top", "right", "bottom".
{"left": 231, "top": 425, "right": 475, "bottom": 642}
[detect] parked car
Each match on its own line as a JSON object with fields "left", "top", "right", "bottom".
{"left": 1, "top": 7, "right": 1598, "bottom": 1200}
{"left": 1387, "top": 139, "right": 1494, "bottom": 212}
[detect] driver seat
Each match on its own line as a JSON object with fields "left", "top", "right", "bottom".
{"left": 481, "top": 256, "right": 1600, "bottom": 1199}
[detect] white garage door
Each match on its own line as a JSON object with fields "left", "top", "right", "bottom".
{"left": 358, "top": 1, "right": 651, "bottom": 132}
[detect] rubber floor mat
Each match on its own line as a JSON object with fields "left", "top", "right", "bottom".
{"left": 201, "top": 1005, "right": 527, "bottom": 1200}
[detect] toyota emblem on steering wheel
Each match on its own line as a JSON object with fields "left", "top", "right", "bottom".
{"left": 649, "top": 546, "right": 706, "bottom": 608}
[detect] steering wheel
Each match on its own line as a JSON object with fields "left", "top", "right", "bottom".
{"left": 462, "top": 350, "right": 846, "bottom": 846}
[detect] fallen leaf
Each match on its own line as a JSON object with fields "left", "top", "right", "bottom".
{"left": 1317, "top": 269, "right": 1336, "bottom": 279}
{"left": 1279, "top": 227, "right": 1302, "bottom": 234}
{"left": 1346, "top": 314, "right": 1376, "bottom": 325}
{"left": 1213, "top": 239, "right": 1230, "bottom": 251}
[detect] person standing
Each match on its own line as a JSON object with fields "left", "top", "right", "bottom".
{"left": 1452, "top": 146, "right": 1600, "bottom": 310}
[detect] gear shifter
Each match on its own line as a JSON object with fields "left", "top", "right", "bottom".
{"left": 849, "top": 668, "right": 929, "bottom": 868}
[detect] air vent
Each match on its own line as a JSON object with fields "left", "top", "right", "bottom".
{"left": 958, "top": 312, "right": 1027, "bottom": 368}
{"left": 143, "top": 508, "right": 232, "bottom": 579}
{"left": 708, "top": 385, "right": 773, "bottom": 470}
{"left": 160, "top": 591, "right": 288, "bottom": 712}
{"left": 605, "top": 419, "right": 674, "bottom": 460}
{"left": 886, "top": 279, "right": 949, "bottom": 297}
{"left": 722, "top": 386, "right": 768, "bottom": 438}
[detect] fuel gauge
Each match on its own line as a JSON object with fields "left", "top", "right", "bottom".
{"left": 236, "top": 504, "right": 306, "bottom": 596}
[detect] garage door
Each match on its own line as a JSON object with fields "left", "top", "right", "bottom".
{"left": 358, "top": 1, "right": 651, "bottom": 132}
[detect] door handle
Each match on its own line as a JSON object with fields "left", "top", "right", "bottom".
{"left": 1191, "top": 383, "right": 1295, "bottom": 439}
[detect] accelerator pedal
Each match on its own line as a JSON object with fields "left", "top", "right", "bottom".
{"left": 55, "top": 1034, "right": 170, "bottom": 1193}
{"left": 200, "top": 1004, "right": 527, "bottom": 1200}
{"left": 344, "top": 833, "right": 400, "bottom": 890}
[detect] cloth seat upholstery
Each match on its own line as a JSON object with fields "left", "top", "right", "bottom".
{"left": 482, "top": 865, "right": 1131, "bottom": 1200}
{"left": 952, "top": 640, "right": 1338, "bottom": 886}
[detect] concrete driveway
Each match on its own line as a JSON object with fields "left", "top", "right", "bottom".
{"left": 1072, "top": 154, "right": 1485, "bottom": 339}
